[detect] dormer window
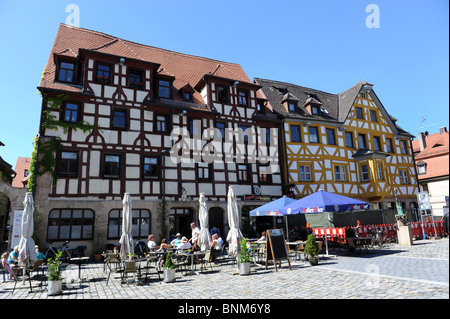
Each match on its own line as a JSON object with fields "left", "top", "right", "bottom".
{"left": 57, "top": 60, "right": 76, "bottom": 83}
{"left": 238, "top": 90, "right": 248, "bottom": 106}
{"left": 129, "top": 70, "right": 143, "bottom": 88}
{"left": 158, "top": 79, "right": 171, "bottom": 98}
{"left": 288, "top": 102, "right": 296, "bottom": 112}
{"left": 417, "top": 162, "right": 427, "bottom": 175}
{"left": 183, "top": 91, "right": 192, "bottom": 101}
{"left": 311, "top": 105, "right": 320, "bottom": 115}
{"left": 217, "top": 85, "right": 229, "bottom": 103}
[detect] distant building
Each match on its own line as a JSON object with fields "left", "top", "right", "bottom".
{"left": 0, "top": 143, "right": 16, "bottom": 242}
{"left": 412, "top": 127, "right": 449, "bottom": 217}
{"left": 12, "top": 157, "right": 31, "bottom": 188}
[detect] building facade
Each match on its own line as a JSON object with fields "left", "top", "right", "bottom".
{"left": 255, "top": 78, "right": 419, "bottom": 215}
{"left": 412, "top": 127, "right": 449, "bottom": 217}
{"left": 33, "top": 24, "right": 282, "bottom": 255}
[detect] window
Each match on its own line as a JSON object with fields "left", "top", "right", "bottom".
{"left": 158, "top": 80, "right": 171, "bottom": 98}
{"left": 198, "top": 162, "right": 211, "bottom": 181}
{"left": 129, "top": 70, "right": 143, "bottom": 87}
{"left": 359, "top": 134, "right": 367, "bottom": 149}
{"left": 361, "top": 93, "right": 366, "bottom": 98}
{"left": 258, "top": 164, "right": 272, "bottom": 184}
{"left": 355, "top": 107, "right": 364, "bottom": 119}
{"left": 238, "top": 91, "right": 248, "bottom": 106}
{"left": 237, "top": 164, "right": 250, "bottom": 182}
{"left": 216, "top": 122, "right": 226, "bottom": 140}
{"left": 361, "top": 164, "right": 369, "bottom": 181}
{"left": 96, "top": 63, "right": 111, "bottom": 82}
{"left": 63, "top": 102, "right": 79, "bottom": 123}
{"left": 256, "top": 100, "right": 265, "bottom": 114}
{"left": 290, "top": 125, "right": 302, "bottom": 143}
{"left": 326, "top": 128, "right": 336, "bottom": 145}
{"left": 189, "top": 119, "right": 201, "bottom": 136}
{"left": 217, "top": 86, "right": 228, "bottom": 103}
{"left": 183, "top": 91, "right": 192, "bottom": 101}
{"left": 103, "top": 154, "right": 121, "bottom": 178}
{"left": 112, "top": 108, "right": 127, "bottom": 129}
{"left": 288, "top": 102, "right": 296, "bottom": 112}
{"left": 155, "top": 114, "right": 170, "bottom": 133}
{"left": 58, "top": 151, "right": 78, "bottom": 176}
{"left": 370, "top": 110, "right": 377, "bottom": 122}
{"left": 48, "top": 209, "right": 94, "bottom": 241}
{"left": 108, "top": 209, "right": 150, "bottom": 239}
{"left": 335, "top": 165, "right": 347, "bottom": 181}
{"left": 400, "top": 140, "right": 408, "bottom": 154}
{"left": 345, "top": 131, "right": 354, "bottom": 148}
{"left": 58, "top": 61, "right": 75, "bottom": 83}
{"left": 311, "top": 106, "right": 320, "bottom": 115}
{"left": 309, "top": 127, "right": 319, "bottom": 143}
{"left": 400, "top": 170, "right": 409, "bottom": 184}
{"left": 299, "top": 165, "right": 312, "bottom": 181}
{"left": 373, "top": 136, "right": 381, "bottom": 151}
{"left": 377, "top": 163, "right": 384, "bottom": 180}
{"left": 417, "top": 163, "right": 426, "bottom": 175}
{"left": 143, "top": 157, "right": 159, "bottom": 179}
{"left": 239, "top": 125, "right": 249, "bottom": 143}
{"left": 386, "top": 138, "right": 394, "bottom": 153}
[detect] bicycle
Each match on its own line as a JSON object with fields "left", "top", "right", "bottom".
{"left": 44, "top": 241, "right": 75, "bottom": 261}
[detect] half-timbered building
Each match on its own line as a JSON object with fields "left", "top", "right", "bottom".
{"left": 33, "top": 24, "right": 282, "bottom": 255}
{"left": 255, "top": 77, "right": 419, "bottom": 214}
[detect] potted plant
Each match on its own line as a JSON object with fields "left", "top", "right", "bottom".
{"left": 238, "top": 237, "right": 253, "bottom": 275}
{"left": 163, "top": 251, "right": 176, "bottom": 283}
{"left": 47, "top": 250, "right": 63, "bottom": 295}
{"left": 304, "top": 234, "right": 320, "bottom": 266}
{"left": 128, "top": 253, "right": 136, "bottom": 261}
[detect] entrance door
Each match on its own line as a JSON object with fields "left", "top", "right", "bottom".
{"left": 169, "top": 208, "right": 193, "bottom": 239}
{"left": 209, "top": 207, "right": 224, "bottom": 237}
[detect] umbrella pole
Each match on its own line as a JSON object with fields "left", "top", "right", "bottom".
{"left": 285, "top": 216, "right": 289, "bottom": 240}
{"left": 322, "top": 213, "right": 329, "bottom": 256}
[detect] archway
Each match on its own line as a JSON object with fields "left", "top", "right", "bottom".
{"left": 0, "top": 180, "right": 27, "bottom": 248}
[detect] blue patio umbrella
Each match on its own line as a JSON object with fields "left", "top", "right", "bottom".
{"left": 250, "top": 196, "right": 297, "bottom": 236}
{"left": 279, "top": 190, "right": 370, "bottom": 255}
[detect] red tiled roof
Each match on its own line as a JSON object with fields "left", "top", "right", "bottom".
{"left": 39, "top": 24, "right": 251, "bottom": 103}
{"left": 412, "top": 131, "right": 449, "bottom": 180}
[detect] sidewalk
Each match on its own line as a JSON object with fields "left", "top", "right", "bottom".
{"left": 1, "top": 238, "right": 448, "bottom": 300}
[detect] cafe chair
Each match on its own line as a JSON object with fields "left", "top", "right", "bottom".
{"left": 200, "top": 250, "right": 213, "bottom": 273}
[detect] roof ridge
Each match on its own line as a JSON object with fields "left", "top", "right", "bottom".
{"left": 59, "top": 24, "right": 242, "bottom": 67}
{"left": 254, "top": 77, "right": 337, "bottom": 96}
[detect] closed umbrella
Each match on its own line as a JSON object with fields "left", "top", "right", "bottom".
{"left": 226, "top": 186, "right": 243, "bottom": 255}
{"left": 198, "top": 193, "right": 211, "bottom": 251}
{"left": 18, "top": 192, "right": 37, "bottom": 268}
{"left": 119, "top": 193, "right": 134, "bottom": 260}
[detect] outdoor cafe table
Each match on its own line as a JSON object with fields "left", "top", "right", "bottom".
{"left": 69, "top": 257, "right": 90, "bottom": 281}
{"left": 179, "top": 251, "right": 204, "bottom": 275}
{"left": 286, "top": 241, "right": 306, "bottom": 261}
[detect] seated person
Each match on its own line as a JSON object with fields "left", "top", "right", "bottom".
{"left": 257, "top": 231, "right": 266, "bottom": 243}
{"left": 210, "top": 233, "right": 224, "bottom": 262}
{"left": 157, "top": 238, "right": 172, "bottom": 252}
{"left": 176, "top": 237, "right": 192, "bottom": 251}
{"left": 1, "top": 252, "right": 16, "bottom": 280}
{"left": 147, "top": 234, "right": 160, "bottom": 250}
{"left": 35, "top": 245, "right": 45, "bottom": 260}
{"left": 7, "top": 246, "right": 19, "bottom": 264}
{"left": 170, "top": 233, "right": 182, "bottom": 247}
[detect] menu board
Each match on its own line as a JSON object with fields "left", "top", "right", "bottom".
{"left": 265, "top": 229, "right": 291, "bottom": 272}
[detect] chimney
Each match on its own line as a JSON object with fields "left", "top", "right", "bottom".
{"left": 418, "top": 132, "right": 427, "bottom": 151}
{"left": 439, "top": 126, "right": 447, "bottom": 134}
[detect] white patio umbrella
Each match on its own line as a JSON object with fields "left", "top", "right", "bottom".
{"left": 198, "top": 193, "right": 211, "bottom": 251}
{"left": 18, "top": 192, "right": 37, "bottom": 267}
{"left": 226, "top": 186, "right": 243, "bottom": 255}
{"left": 119, "top": 193, "right": 134, "bottom": 259}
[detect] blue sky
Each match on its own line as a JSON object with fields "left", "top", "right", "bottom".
{"left": 0, "top": 0, "right": 448, "bottom": 168}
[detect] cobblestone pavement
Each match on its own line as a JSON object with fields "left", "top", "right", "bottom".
{"left": 1, "top": 238, "right": 448, "bottom": 300}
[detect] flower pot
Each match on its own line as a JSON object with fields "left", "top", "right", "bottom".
{"left": 94, "top": 254, "right": 102, "bottom": 262}
{"left": 238, "top": 262, "right": 251, "bottom": 275}
{"left": 163, "top": 268, "right": 176, "bottom": 283}
{"left": 308, "top": 257, "right": 319, "bottom": 266}
{"left": 48, "top": 280, "right": 62, "bottom": 296}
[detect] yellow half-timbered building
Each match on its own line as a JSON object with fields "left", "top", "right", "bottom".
{"left": 255, "top": 78, "right": 419, "bottom": 214}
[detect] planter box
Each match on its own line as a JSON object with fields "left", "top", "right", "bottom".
{"left": 163, "top": 268, "right": 176, "bottom": 283}
{"left": 239, "top": 262, "right": 250, "bottom": 275}
{"left": 48, "top": 280, "right": 62, "bottom": 296}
